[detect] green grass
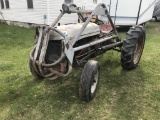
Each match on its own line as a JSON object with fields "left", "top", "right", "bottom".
{"left": 0, "top": 22, "right": 160, "bottom": 120}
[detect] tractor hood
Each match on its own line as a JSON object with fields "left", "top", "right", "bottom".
{"left": 49, "top": 22, "right": 100, "bottom": 41}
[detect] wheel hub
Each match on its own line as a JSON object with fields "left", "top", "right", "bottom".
{"left": 134, "top": 36, "right": 144, "bottom": 64}
{"left": 91, "top": 70, "right": 99, "bottom": 94}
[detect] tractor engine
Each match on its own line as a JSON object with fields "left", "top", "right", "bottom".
{"left": 47, "top": 22, "right": 101, "bottom": 68}
{"left": 31, "top": 22, "right": 114, "bottom": 80}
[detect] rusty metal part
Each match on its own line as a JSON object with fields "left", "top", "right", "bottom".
{"left": 42, "top": 53, "right": 66, "bottom": 68}
{"left": 73, "top": 35, "right": 118, "bottom": 52}
{"left": 47, "top": 75, "right": 59, "bottom": 80}
{"left": 101, "top": 42, "right": 122, "bottom": 50}
{"left": 38, "top": 31, "right": 50, "bottom": 76}
{"left": 99, "top": 24, "right": 113, "bottom": 34}
{"left": 66, "top": 3, "right": 121, "bottom": 45}
{"left": 133, "top": 35, "right": 144, "bottom": 64}
{"left": 30, "top": 26, "right": 72, "bottom": 80}
{"left": 51, "top": 11, "right": 64, "bottom": 27}
{"left": 30, "top": 3, "right": 122, "bottom": 80}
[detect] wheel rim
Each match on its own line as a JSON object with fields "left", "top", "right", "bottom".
{"left": 133, "top": 35, "right": 144, "bottom": 64}
{"left": 91, "top": 70, "right": 99, "bottom": 94}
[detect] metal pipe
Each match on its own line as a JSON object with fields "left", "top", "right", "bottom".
{"left": 136, "top": 0, "right": 143, "bottom": 25}
{"left": 73, "top": 35, "right": 118, "bottom": 51}
{"left": 47, "top": 75, "right": 59, "bottom": 80}
{"left": 69, "top": 9, "right": 92, "bottom": 14}
{"left": 68, "top": 3, "right": 77, "bottom": 7}
{"left": 109, "top": 0, "right": 111, "bottom": 14}
{"left": 30, "top": 46, "right": 41, "bottom": 75}
{"left": 30, "top": 28, "right": 66, "bottom": 69}
{"left": 38, "top": 30, "right": 50, "bottom": 76}
{"left": 33, "top": 28, "right": 43, "bottom": 61}
{"left": 106, "top": 10, "right": 120, "bottom": 41}
{"left": 114, "top": 0, "right": 119, "bottom": 25}
{"left": 45, "top": 72, "right": 55, "bottom": 78}
{"left": 45, "top": 64, "right": 72, "bottom": 80}
{"left": 32, "top": 29, "right": 43, "bottom": 75}
{"left": 78, "top": 50, "right": 96, "bottom": 62}
{"left": 102, "top": 42, "right": 122, "bottom": 50}
{"left": 51, "top": 11, "right": 64, "bottom": 27}
{"left": 41, "top": 53, "right": 66, "bottom": 68}
{"left": 72, "top": 3, "right": 107, "bottom": 45}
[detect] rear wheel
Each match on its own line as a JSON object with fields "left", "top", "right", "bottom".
{"left": 153, "top": 16, "right": 158, "bottom": 21}
{"left": 79, "top": 60, "right": 100, "bottom": 102}
{"left": 141, "top": 22, "right": 146, "bottom": 27}
{"left": 121, "top": 26, "right": 145, "bottom": 70}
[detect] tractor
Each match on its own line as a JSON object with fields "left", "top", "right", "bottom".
{"left": 29, "top": 3, "right": 145, "bottom": 102}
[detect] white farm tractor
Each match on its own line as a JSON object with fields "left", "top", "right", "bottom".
{"left": 29, "top": 3, "right": 145, "bottom": 101}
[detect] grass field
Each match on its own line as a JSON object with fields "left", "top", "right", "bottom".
{"left": 0, "top": 22, "right": 160, "bottom": 120}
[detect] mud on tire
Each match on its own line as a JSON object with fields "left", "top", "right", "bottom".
{"left": 121, "top": 26, "right": 146, "bottom": 70}
{"left": 79, "top": 60, "right": 100, "bottom": 102}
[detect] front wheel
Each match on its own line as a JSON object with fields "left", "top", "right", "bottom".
{"left": 79, "top": 60, "right": 100, "bottom": 102}
{"left": 121, "top": 26, "right": 145, "bottom": 70}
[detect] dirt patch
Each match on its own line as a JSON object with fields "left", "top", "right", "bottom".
{"left": 152, "top": 28, "right": 160, "bottom": 33}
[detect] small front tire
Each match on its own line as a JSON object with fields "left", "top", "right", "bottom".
{"left": 79, "top": 60, "right": 100, "bottom": 102}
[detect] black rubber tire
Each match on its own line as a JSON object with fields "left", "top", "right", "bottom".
{"left": 79, "top": 60, "right": 100, "bottom": 102}
{"left": 141, "top": 22, "right": 146, "bottom": 27}
{"left": 154, "top": 16, "right": 158, "bottom": 21}
{"left": 121, "top": 26, "right": 145, "bottom": 70}
{"left": 29, "top": 59, "right": 43, "bottom": 79}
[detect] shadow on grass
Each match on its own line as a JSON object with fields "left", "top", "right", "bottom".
{"left": 96, "top": 52, "right": 146, "bottom": 119}
{"left": 0, "top": 51, "right": 146, "bottom": 119}
{"left": 0, "top": 70, "right": 81, "bottom": 119}
{"left": 107, "top": 70, "right": 145, "bottom": 119}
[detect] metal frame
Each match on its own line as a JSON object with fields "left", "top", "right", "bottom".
{"left": 136, "top": 0, "right": 143, "bottom": 25}
{"left": 30, "top": 3, "right": 122, "bottom": 80}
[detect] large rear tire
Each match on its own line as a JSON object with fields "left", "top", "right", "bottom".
{"left": 153, "top": 16, "right": 158, "bottom": 21}
{"left": 121, "top": 26, "right": 145, "bottom": 70}
{"left": 79, "top": 60, "right": 100, "bottom": 102}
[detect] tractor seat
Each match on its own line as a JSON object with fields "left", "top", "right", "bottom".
{"left": 99, "top": 24, "right": 113, "bottom": 34}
